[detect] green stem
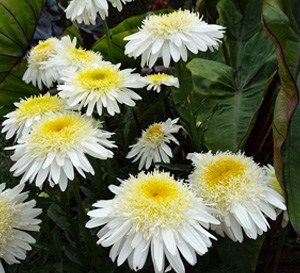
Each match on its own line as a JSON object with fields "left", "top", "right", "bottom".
{"left": 103, "top": 19, "right": 113, "bottom": 62}
{"left": 271, "top": 226, "right": 288, "bottom": 273}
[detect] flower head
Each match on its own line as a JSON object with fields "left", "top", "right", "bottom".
{"left": 7, "top": 112, "right": 116, "bottom": 191}
{"left": 0, "top": 183, "right": 41, "bottom": 271}
{"left": 2, "top": 94, "right": 66, "bottom": 140}
{"left": 125, "top": 10, "right": 225, "bottom": 67}
{"left": 86, "top": 171, "right": 218, "bottom": 273}
{"left": 65, "top": 0, "right": 134, "bottom": 24}
{"left": 46, "top": 36, "right": 107, "bottom": 76}
{"left": 188, "top": 151, "right": 286, "bottom": 242}
{"left": 127, "top": 118, "right": 181, "bottom": 170}
{"left": 23, "top": 38, "right": 60, "bottom": 89}
{"left": 58, "top": 64, "right": 144, "bottom": 116}
{"left": 145, "top": 73, "right": 179, "bottom": 93}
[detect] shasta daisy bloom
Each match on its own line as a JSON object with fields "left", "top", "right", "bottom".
{"left": 86, "top": 171, "right": 219, "bottom": 273}
{"left": 127, "top": 118, "right": 181, "bottom": 170}
{"left": 65, "top": 0, "right": 134, "bottom": 25}
{"left": 46, "top": 36, "right": 108, "bottom": 75}
{"left": 23, "top": 38, "right": 60, "bottom": 89}
{"left": 144, "top": 73, "right": 179, "bottom": 93}
{"left": 124, "top": 10, "right": 225, "bottom": 68}
{"left": 57, "top": 64, "right": 145, "bottom": 116}
{"left": 0, "top": 183, "right": 41, "bottom": 272}
{"left": 7, "top": 112, "right": 116, "bottom": 191}
{"left": 2, "top": 94, "right": 66, "bottom": 140}
{"left": 187, "top": 151, "right": 286, "bottom": 243}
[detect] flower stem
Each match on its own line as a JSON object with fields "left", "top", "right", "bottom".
{"left": 103, "top": 19, "right": 113, "bottom": 62}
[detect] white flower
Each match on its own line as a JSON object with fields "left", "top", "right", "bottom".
{"left": 57, "top": 64, "right": 145, "bottom": 116}
{"left": 6, "top": 112, "right": 116, "bottom": 191}
{"left": 23, "top": 38, "right": 60, "bottom": 89}
{"left": 127, "top": 118, "right": 181, "bottom": 170}
{"left": 65, "top": 0, "right": 134, "bottom": 24}
{"left": 45, "top": 36, "right": 108, "bottom": 76}
{"left": 264, "top": 164, "right": 288, "bottom": 227}
{"left": 187, "top": 151, "right": 287, "bottom": 242}
{"left": 124, "top": 10, "right": 225, "bottom": 68}
{"left": 86, "top": 171, "right": 219, "bottom": 273}
{"left": 144, "top": 73, "right": 179, "bottom": 93}
{"left": 1, "top": 94, "right": 66, "bottom": 140}
{"left": 0, "top": 183, "right": 41, "bottom": 272}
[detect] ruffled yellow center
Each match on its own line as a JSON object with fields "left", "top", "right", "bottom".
{"left": 143, "top": 123, "right": 164, "bottom": 145}
{"left": 76, "top": 67, "right": 122, "bottom": 94}
{"left": 0, "top": 198, "right": 15, "bottom": 255}
{"left": 146, "top": 73, "right": 172, "bottom": 85}
{"left": 118, "top": 173, "right": 192, "bottom": 232}
{"left": 144, "top": 10, "right": 198, "bottom": 38}
{"left": 203, "top": 158, "right": 246, "bottom": 190}
{"left": 29, "top": 114, "right": 92, "bottom": 156}
{"left": 68, "top": 48, "right": 96, "bottom": 64}
{"left": 16, "top": 96, "right": 65, "bottom": 119}
{"left": 30, "top": 38, "right": 58, "bottom": 65}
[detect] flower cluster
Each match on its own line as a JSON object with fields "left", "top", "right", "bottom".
{"left": 0, "top": 4, "right": 287, "bottom": 273}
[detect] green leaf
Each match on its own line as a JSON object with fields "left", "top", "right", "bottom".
{"left": 263, "top": 0, "right": 300, "bottom": 232}
{"left": 181, "top": 0, "right": 276, "bottom": 152}
{"left": 0, "top": 0, "right": 44, "bottom": 116}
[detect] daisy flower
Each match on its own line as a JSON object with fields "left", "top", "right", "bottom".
{"left": 65, "top": 0, "right": 134, "bottom": 25}
{"left": 187, "top": 151, "right": 286, "bottom": 242}
{"left": 86, "top": 171, "right": 219, "bottom": 273}
{"left": 144, "top": 73, "right": 179, "bottom": 93}
{"left": 23, "top": 38, "right": 60, "bottom": 89}
{"left": 45, "top": 36, "right": 108, "bottom": 76}
{"left": 124, "top": 10, "right": 225, "bottom": 68}
{"left": 2, "top": 94, "right": 66, "bottom": 140}
{"left": 127, "top": 118, "right": 181, "bottom": 170}
{"left": 0, "top": 183, "right": 41, "bottom": 272}
{"left": 57, "top": 64, "right": 145, "bottom": 116}
{"left": 6, "top": 112, "right": 116, "bottom": 191}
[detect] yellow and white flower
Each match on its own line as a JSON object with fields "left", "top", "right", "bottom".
{"left": 0, "top": 183, "right": 41, "bottom": 272}
{"left": 187, "top": 151, "right": 286, "bottom": 242}
{"left": 124, "top": 10, "right": 225, "bottom": 68}
{"left": 264, "top": 164, "right": 288, "bottom": 227}
{"left": 7, "top": 112, "right": 116, "bottom": 191}
{"left": 2, "top": 94, "right": 66, "bottom": 140}
{"left": 86, "top": 171, "right": 219, "bottom": 273}
{"left": 144, "top": 73, "right": 179, "bottom": 93}
{"left": 127, "top": 118, "right": 181, "bottom": 170}
{"left": 23, "top": 38, "right": 60, "bottom": 89}
{"left": 65, "top": 0, "right": 134, "bottom": 25}
{"left": 46, "top": 36, "right": 107, "bottom": 75}
{"left": 57, "top": 64, "right": 144, "bottom": 116}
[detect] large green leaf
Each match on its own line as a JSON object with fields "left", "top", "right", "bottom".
{"left": 0, "top": 0, "right": 44, "bottom": 116}
{"left": 263, "top": 0, "right": 300, "bottom": 231}
{"left": 182, "top": 0, "right": 276, "bottom": 152}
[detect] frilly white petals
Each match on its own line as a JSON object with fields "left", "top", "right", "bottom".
{"left": 127, "top": 118, "right": 181, "bottom": 170}
{"left": 125, "top": 10, "right": 225, "bottom": 68}
{"left": 188, "top": 151, "right": 287, "bottom": 242}
{"left": 144, "top": 73, "right": 179, "bottom": 93}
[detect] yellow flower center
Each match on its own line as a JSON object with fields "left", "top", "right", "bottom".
{"left": 144, "top": 10, "right": 198, "bottom": 38}
{"left": 195, "top": 156, "right": 255, "bottom": 211}
{"left": 76, "top": 67, "right": 122, "bottom": 94}
{"left": 143, "top": 123, "right": 164, "bottom": 146}
{"left": 117, "top": 173, "right": 192, "bottom": 233}
{"left": 16, "top": 96, "right": 65, "bottom": 119}
{"left": 0, "top": 198, "right": 15, "bottom": 256}
{"left": 67, "top": 48, "right": 95, "bottom": 64}
{"left": 30, "top": 38, "right": 58, "bottom": 66}
{"left": 29, "top": 114, "right": 93, "bottom": 156}
{"left": 203, "top": 158, "right": 246, "bottom": 190}
{"left": 146, "top": 73, "right": 172, "bottom": 85}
